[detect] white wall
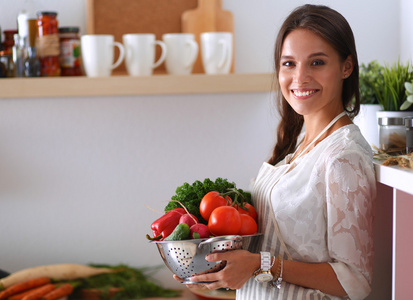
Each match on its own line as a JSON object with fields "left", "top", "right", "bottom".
{"left": 0, "top": 93, "right": 277, "bottom": 288}
{"left": 0, "top": 0, "right": 405, "bottom": 72}
{"left": 400, "top": 0, "right": 413, "bottom": 62}
{"left": 0, "top": 0, "right": 406, "bottom": 292}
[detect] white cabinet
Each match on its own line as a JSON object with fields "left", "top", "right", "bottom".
{"left": 371, "top": 163, "right": 413, "bottom": 300}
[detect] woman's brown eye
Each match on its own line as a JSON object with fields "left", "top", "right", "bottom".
{"left": 312, "top": 60, "right": 325, "bottom": 66}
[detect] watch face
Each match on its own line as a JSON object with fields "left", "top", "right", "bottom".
{"left": 255, "top": 273, "right": 273, "bottom": 283}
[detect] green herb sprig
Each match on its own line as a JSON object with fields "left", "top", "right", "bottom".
{"left": 69, "top": 264, "right": 180, "bottom": 300}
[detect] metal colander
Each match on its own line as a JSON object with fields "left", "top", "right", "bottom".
{"left": 151, "top": 234, "right": 262, "bottom": 284}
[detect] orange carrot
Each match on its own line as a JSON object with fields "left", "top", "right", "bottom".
{"left": 21, "top": 284, "right": 55, "bottom": 300}
{"left": 0, "top": 277, "right": 50, "bottom": 300}
{"left": 9, "top": 286, "right": 50, "bottom": 300}
{"left": 41, "top": 284, "right": 73, "bottom": 300}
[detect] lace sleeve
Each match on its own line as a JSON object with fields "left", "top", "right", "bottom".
{"left": 324, "top": 148, "right": 376, "bottom": 300}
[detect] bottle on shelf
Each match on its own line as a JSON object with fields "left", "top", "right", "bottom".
{"left": 0, "top": 26, "right": 4, "bottom": 52}
{"left": 0, "top": 26, "right": 5, "bottom": 78}
{"left": 17, "top": 10, "right": 30, "bottom": 42}
{"left": 24, "top": 19, "right": 40, "bottom": 77}
{"left": 3, "top": 29, "right": 18, "bottom": 54}
{"left": 12, "top": 34, "right": 25, "bottom": 77}
{"left": 36, "top": 11, "right": 60, "bottom": 76}
{"left": 1, "top": 27, "right": 16, "bottom": 77}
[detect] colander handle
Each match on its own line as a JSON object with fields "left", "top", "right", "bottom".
{"left": 198, "top": 235, "right": 242, "bottom": 249}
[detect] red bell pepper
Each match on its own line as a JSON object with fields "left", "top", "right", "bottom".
{"left": 151, "top": 208, "right": 186, "bottom": 239}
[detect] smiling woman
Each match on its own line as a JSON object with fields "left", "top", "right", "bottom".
{"left": 175, "top": 4, "right": 376, "bottom": 300}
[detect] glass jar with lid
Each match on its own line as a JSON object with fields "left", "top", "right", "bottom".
{"left": 59, "top": 27, "right": 82, "bottom": 76}
{"left": 36, "top": 11, "right": 60, "bottom": 76}
{"left": 378, "top": 117, "right": 406, "bottom": 151}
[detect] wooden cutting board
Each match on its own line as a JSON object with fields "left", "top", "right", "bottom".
{"left": 181, "top": 0, "right": 234, "bottom": 73}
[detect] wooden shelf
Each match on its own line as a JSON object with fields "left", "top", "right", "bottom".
{"left": 0, "top": 73, "right": 273, "bottom": 99}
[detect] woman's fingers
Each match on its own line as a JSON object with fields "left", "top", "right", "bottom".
{"left": 173, "top": 274, "right": 184, "bottom": 283}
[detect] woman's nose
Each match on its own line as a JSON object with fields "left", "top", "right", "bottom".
{"left": 293, "top": 64, "right": 310, "bottom": 83}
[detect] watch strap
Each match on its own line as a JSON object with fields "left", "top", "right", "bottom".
{"left": 260, "top": 251, "right": 272, "bottom": 271}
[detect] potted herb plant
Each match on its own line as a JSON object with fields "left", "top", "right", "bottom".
{"left": 354, "top": 61, "right": 384, "bottom": 147}
{"left": 373, "top": 59, "right": 413, "bottom": 151}
{"left": 373, "top": 59, "right": 413, "bottom": 113}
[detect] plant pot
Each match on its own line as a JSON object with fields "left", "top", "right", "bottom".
{"left": 376, "top": 111, "right": 413, "bottom": 152}
{"left": 353, "top": 104, "right": 382, "bottom": 148}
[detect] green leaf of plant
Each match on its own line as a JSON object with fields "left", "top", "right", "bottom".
{"left": 408, "top": 95, "right": 413, "bottom": 103}
{"left": 400, "top": 100, "right": 412, "bottom": 110}
{"left": 405, "top": 82, "right": 413, "bottom": 93}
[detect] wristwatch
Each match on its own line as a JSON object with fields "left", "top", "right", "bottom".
{"left": 254, "top": 252, "right": 273, "bottom": 283}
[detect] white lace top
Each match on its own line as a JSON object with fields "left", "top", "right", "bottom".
{"left": 237, "top": 124, "right": 376, "bottom": 300}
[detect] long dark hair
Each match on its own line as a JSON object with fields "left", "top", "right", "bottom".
{"left": 268, "top": 4, "right": 360, "bottom": 165}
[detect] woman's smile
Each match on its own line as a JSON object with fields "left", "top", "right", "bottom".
{"left": 291, "top": 89, "right": 319, "bottom": 98}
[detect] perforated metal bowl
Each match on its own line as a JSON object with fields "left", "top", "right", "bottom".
{"left": 151, "top": 234, "right": 262, "bottom": 284}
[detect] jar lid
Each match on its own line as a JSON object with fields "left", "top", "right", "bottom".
{"left": 378, "top": 117, "right": 405, "bottom": 126}
{"left": 3, "top": 29, "right": 18, "bottom": 34}
{"left": 59, "top": 27, "right": 79, "bottom": 34}
{"left": 0, "top": 51, "right": 12, "bottom": 58}
{"left": 37, "top": 11, "right": 58, "bottom": 17}
{"left": 405, "top": 117, "right": 413, "bottom": 128}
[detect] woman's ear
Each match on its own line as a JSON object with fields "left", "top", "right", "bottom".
{"left": 342, "top": 55, "right": 354, "bottom": 79}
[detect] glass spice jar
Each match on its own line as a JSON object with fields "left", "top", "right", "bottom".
{"left": 36, "top": 11, "right": 60, "bottom": 76}
{"left": 378, "top": 117, "right": 406, "bottom": 151}
{"left": 405, "top": 117, "right": 413, "bottom": 154}
{"left": 0, "top": 50, "right": 15, "bottom": 77}
{"left": 3, "top": 29, "right": 18, "bottom": 54}
{"left": 59, "top": 27, "right": 82, "bottom": 76}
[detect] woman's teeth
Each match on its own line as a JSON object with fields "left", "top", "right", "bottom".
{"left": 293, "top": 90, "right": 316, "bottom": 97}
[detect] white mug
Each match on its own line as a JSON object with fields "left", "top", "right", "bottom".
{"left": 81, "top": 34, "right": 125, "bottom": 77}
{"left": 200, "top": 32, "right": 233, "bottom": 74}
{"left": 123, "top": 34, "right": 167, "bottom": 76}
{"left": 162, "top": 33, "right": 198, "bottom": 75}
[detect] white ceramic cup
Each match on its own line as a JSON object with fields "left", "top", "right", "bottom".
{"left": 162, "top": 33, "right": 198, "bottom": 75}
{"left": 81, "top": 34, "right": 125, "bottom": 77}
{"left": 200, "top": 32, "right": 233, "bottom": 74}
{"left": 123, "top": 34, "right": 167, "bottom": 76}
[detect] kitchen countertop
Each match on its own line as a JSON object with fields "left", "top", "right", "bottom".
{"left": 374, "top": 161, "right": 413, "bottom": 195}
{"left": 143, "top": 288, "right": 236, "bottom": 300}
{"left": 144, "top": 289, "right": 198, "bottom": 300}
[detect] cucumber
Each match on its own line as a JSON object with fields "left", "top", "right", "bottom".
{"left": 164, "top": 223, "right": 190, "bottom": 241}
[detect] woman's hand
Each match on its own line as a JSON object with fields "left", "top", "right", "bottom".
{"left": 185, "top": 249, "right": 260, "bottom": 290}
{"left": 173, "top": 274, "right": 205, "bottom": 290}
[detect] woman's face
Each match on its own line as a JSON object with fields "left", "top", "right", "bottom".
{"left": 278, "top": 28, "right": 352, "bottom": 117}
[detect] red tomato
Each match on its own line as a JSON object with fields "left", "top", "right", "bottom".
{"left": 208, "top": 206, "right": 241, "bottom": 236}
{"left": 200, "top": 191, "right": 232, "bottom": 221}
{"left": 238, "top": 214, "right": 258, "bottom": 235}
{"left": 237, "top": 203, "right": 258, "bottom": 221}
